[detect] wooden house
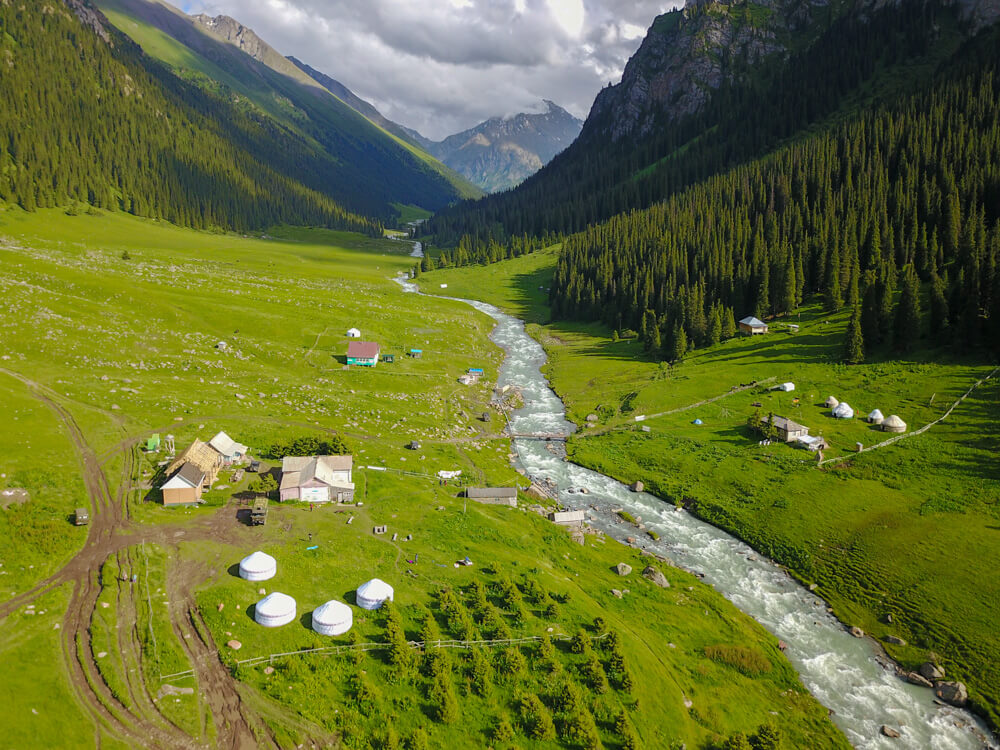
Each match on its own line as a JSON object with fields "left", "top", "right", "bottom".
{"left": 760, "top": 414, "right": 809, "bottom": 442}
{"left": 161, "top": 462, "right": 207, "bottom": 505}
{"left": 347, "top": 341, "right": 380, "bottom": 367}
{"left": 165, "top": 439, "right": 221, "bottom": 489}
{"left": 739, "top": 316, "right": 769, "bottom": 336}
{"left": 279, "top": 455, "right": 355, "bottom": 503}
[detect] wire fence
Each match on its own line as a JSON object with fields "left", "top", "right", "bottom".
{"left": 818, "top": 365, "right": 999, "bottom": 467}
{"left": 159, "top": 631, "right": 609, "bottom": 681}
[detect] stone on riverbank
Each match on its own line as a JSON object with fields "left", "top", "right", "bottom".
{"left": 616, "top": 563, "right": 632, "bottom": 576}
{"left": 642, "top": 566, "right": 670, "bottom": 588}
{"left": 881, "top": 725, "right": 901, "bottom": 738}
{"left": 884, "top": 635, "right": 907, "bottom": 646}
{"left": 906, "top": 672, "right": 934, "bottom": 688}
{"left": 919, "top": 662, "right": 945, "bottom": 681}
{"left": 849, "top": 626, "right": 864, "bottom": 638}
{"left": 934, "top": 681, "right": 968, "bottom": 707}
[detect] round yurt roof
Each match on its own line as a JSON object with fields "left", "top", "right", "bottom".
{"left": 356, "top": 578, "right": 394, "bottom": 609}
{"left": 239, "top": 551, "right": 276, "bottom": 581}
{"left": 883, "top": 415, "right": 907, "bottom": 431}
{"left": 826, "top": 396, "right": 839, "bottom": 407}
{"left": 312, "top": 600, "right": 353, "bottom": 636}
{"left": 868, "top": 409, "right": 885, "bottom": 420}
{"left": 254, "top": 592, "right": 296, "bottom": 626}
{"left": 832, "top": 402, "right": 854, "bottom": 419}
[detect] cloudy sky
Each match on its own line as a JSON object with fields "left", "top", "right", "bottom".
{"left": 178, "top": 0, "right": 679, "bottom": 139}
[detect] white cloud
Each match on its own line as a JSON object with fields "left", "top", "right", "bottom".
{"left": 181, "top": 0, "right": 680, "bottom": 139}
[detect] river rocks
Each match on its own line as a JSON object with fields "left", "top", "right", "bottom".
{"left": 906, "top": 672, "right": 934, "bottom": 688}
{"left": 570, "top": 529, "right": 586, "bottom": 546}
{"left": 631, "top": 481, "right": 644, "bottom": 492}
{"left": 919, "top": 662, "right": 945, "bottom": 681}
{"left": 884, "top": 635, "right": 907, "bottom": 646}
{"left": 642, "top": 566, "right": 670, "bottom": 588}
{"left": 611, "top": 589, "right": 623, "bottom": 599}
{"left": 849, "top": 626, "right": 865, "bottom": 638}
{"left": 935, "top": 681, "right": 968, "bottom": 707}
{"left": 881, "top": 725, "right": 901, "bottom": 738}
{"left": 586, "top": 414, "right": 599, "bottom": 423}
{"left": 616, "top": 563, "right": 633, "bottom": 576}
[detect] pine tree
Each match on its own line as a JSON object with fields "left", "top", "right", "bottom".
{"left": 894, "top": 265, "right": 921, "bottom": 351}
{"left": 671, "top": 325, "right": 688, "bottom": 363}
{"left": 824, "top": 243, "right": 843, "bottom": 312}
{"left": 929, "top": 271, "right": 950, "bottom": 338}
{"left": 844, "top": 306, "right": 865, "bottom": 364}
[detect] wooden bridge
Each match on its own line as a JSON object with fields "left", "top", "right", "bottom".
{"left": 506, "top": 432, "right": 570, "bottom": 441}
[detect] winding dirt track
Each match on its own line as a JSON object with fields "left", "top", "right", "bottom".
{"left": 0, "top": 369, "right": 283, "bottom": 749}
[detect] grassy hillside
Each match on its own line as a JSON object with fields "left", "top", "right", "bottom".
{"left": 95, "top": 0, "right": 481, "bottom": 216}
{"left": 0, "top": 210, "right": 846, "bottom": 748}
{"left": 418, "top": 251, "right": 1000, "bottom": 731}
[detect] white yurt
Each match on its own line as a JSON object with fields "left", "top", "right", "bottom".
{"left": 311, "top": 600, "right": 353, "bottom": 636}
{"left": 825, "top": 396, "right": 840, "bottom": 408}
{"left": 356, "top": 578, "right": 394, "bottom": 610}
{"left": 832, "top": 402, "right": 855, "bottom": 419}
{"left": 867, "top": 409, "right": 885, "bottom": 425}
{"left": 882, "top": 415, "right": 907, "bottom": 433}
{"left": 239, "top": 551, "right": 277, "bottom": 582}
{"left": 254, "top": 592, "right": 296, "bottom": 627}
{"left": 778, "top": 382, "right": 795, "bottom": 392}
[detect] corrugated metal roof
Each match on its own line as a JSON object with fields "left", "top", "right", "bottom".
{"left": 163, "top": 461, "right": 205, "bottom": 489}
{"left": 467, "top": 487, "right": 516, "bottom": 498}
{"left": 347, "top": 341, "right": 380, "bottom": 359}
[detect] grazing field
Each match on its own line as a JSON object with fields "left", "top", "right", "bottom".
{"left": 0, "top": 210, "right": 846, "bottom": 747}
{"left": 193, "top": 471, "right": 844, "bottom": 749}
{"left": 419, "top": 250, "right": 1000, "bottom": 730}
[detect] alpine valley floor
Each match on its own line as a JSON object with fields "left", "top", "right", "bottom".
{"left": 0, "top": 209, "right": 847, "bottom": 749}
{"left": 418, "top": 246, "right": 1000, "bottom": 738}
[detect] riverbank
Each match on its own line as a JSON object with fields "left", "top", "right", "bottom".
{"left": 415, "top": 253, "right": 1000, "bottom": 744}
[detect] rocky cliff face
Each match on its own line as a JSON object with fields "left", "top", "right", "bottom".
{"left": 587, "top": 0, "right": 1000, "bottom": 144}
{"left": 431, "top": 101, "right": 583, "bottom": 192}
{"left": 62, "top": 0, "right": 111, "bottom": 43}
{"left": 586, "top": 0, "right": 806, "bottom": 142}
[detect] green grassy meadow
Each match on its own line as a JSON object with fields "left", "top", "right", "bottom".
{"left": 0, "top": 210, "right": 848, "bottom": 747}
{"left": 192, "top": 472, "right": 844, "bottom": 749}
{"left": 419, "top": 250, "right": 1000, "bottom": 730}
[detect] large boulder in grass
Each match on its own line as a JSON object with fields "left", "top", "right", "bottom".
{"left": 919, "top": 662, "right": 945, "bottom": 681}
{"left": 615, "top": 563, "right": 633, "bottom": 576}
{"left": 642, "top": 566, "right": 670, "bottom": 588}
{"left": 935, "top": 681, "right": 968, "bottom": 707}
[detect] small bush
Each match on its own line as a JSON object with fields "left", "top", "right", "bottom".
{"left": 704, "top": 645, "right": 772, "bottom": 676}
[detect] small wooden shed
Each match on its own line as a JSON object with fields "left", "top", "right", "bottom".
{"left": 739, "top": 316, "right": 768, "bottom": 336}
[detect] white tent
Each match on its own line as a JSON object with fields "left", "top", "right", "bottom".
{"left": 239, "top": 551, "right": 276, "bottom": 582}
{"left": 254, "top": 592, "right": 296, "bottom": 627}
{"left": 311, "top": 600, "right": 353, "bottom": 636}
{"left": 356, "top": 578, "right": 394, "bottom": 610}
{"left": 825, "top": 396, "right": 839, "bottom": 408}
{"left": 346, "top": 328, "right": 361, "bottom": 338}
{"left": 776, "top": 382, "right": 795, "bottom": 392}
{"left": 832, "top": 402, "right": 855, "bottom": 419}
{"left": 882, "top": 415, "right": 907, "bottom": 433}
{"left": 868, "top": 409, "right": 885, "bottom": 424}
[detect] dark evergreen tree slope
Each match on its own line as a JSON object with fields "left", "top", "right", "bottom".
{"left": 94, "top": 0, "right": 480, "bottom": 217}
{"left": 427, "top": 2, "right": 982, "bottom": 245}
{"left": 0, "top": 2, "right": 378, "bottom": 232}
{"left": 548, "top": 27, "right": 1000, "bottom": 359}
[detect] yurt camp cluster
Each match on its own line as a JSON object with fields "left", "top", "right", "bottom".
{"left": 238, "top": 551, "right": 394, "bottom": 636}
{"left": 825, "top": 396, "right": 908, "bottom": 433}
